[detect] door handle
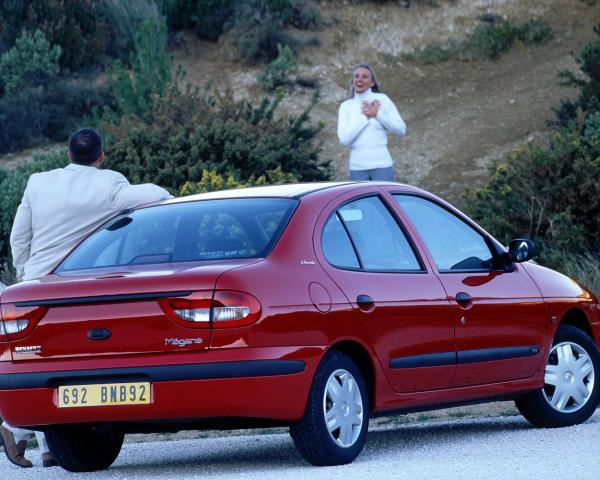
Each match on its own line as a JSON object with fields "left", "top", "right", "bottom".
{"left": 455, "top": 292, "right": 472, "bottom": 308}
{"left": 356, "top": 294, "right": 374, "bottom": 311}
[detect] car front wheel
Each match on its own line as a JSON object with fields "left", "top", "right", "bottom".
{"left": 290, "top": 350, "right": 369, "bottom": 466}
{"left": 516, "top": 324, "right": 600, "bottom": 428}
{"left": 45, "top": 423, "right": 124, "bottom": 472}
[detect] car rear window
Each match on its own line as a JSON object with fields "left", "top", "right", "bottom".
{"left": 56, "top": 198, "right": 298, "bottom": 272}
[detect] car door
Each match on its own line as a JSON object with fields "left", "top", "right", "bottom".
{"left": 315, "top": 192, "right": 456, "bottom": 393}
{"left": 391, "top": 193, "right": 548, "bottom": 387}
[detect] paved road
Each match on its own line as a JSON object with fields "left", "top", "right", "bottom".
{"left": 1, "top": 411, "right": 599, "bottom": 479}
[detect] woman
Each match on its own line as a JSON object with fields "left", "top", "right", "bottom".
{"left": 337, "top": 63, "right": 406, "bottom": 181}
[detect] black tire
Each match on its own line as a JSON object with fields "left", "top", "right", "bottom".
{"left": 516, "top": 324, "right": 600, "bottom": 428}
{"left": 290, "top": 350, "right": 369, "bottom": 466}
{"left": 45, "top": 423, "right": 124, "bottom": 472}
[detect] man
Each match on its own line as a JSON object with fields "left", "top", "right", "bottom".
{"left": 0, "top": 128, "right": 171, "bottom": 468}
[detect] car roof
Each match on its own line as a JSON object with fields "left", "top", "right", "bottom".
{"left": 164, "top": 181, "right": 418, "bottom": 204}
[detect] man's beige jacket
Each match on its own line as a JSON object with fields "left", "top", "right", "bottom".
{"left": 10, "top": 163, "right": 171, "bottom": 281}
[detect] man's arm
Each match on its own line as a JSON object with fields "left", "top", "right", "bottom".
{"left": 110, "top": 174, "right": 172, "bottom": 212}
{"left": 10, "top": 189, "right": 33, "bottom": 282}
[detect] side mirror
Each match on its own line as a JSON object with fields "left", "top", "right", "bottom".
{"left": 508, "top": 238, "right": 536, "bottom": 263}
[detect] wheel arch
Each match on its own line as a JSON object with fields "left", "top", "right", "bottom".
{"left": 327, "top": 340, "right": 376, "bottom": 411}
{"left": 560, "top": 308, "right": 593, "bottom": 339}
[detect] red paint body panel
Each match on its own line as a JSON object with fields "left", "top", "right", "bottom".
{"left": 0, "top": 182, "right": 598, "bottom": 433}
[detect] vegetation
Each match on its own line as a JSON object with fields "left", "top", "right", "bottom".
{"left": 165, "top": 0, "right": 319, "bottom": 63}
{"left": 259, "top": 44, "right": 297, "bottom": 91}
{"left": 0, "top": 0, "right": 111, "bottom": 70}
{"left": 465, "top": 22, "right": 600, "bottom": 295}
{"left": 0, "top": 29, "right": 61, "bottom": 94}
{"left": 419, "top": 17, "right": 553, "bottom": 63}
{"left": 101, "top": 88, "right": 329, "bottom": 194}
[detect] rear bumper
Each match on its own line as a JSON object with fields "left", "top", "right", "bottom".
{"left": 0, "top": 346, "right": 324, "bottom": 428}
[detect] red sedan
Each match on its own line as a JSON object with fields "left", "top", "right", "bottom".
{"left": 0, "top": 182, "right": 599, "bottom": 471}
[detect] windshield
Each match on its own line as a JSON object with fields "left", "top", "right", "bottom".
{"left": 56, "top": 198, "right": 298, "bottom": 272}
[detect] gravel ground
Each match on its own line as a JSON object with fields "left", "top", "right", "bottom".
{"left": 2, "top": 411, "right": 599, "bottom": 479}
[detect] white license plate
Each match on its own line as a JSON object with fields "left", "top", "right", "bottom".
{"left": 58, "top": 382, "right": 151, "bottom": 408}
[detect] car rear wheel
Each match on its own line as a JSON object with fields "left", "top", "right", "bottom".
{"left": 516, "top": 324, "right": 600, "bottom": 428}
{"left": 45, "top": 423, "right": 124, "bottom": 472}
{"left": 290, "top": 350, "right": 369, "bottom": 466}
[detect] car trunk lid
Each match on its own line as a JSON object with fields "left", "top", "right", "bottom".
{"left": 0, "top": 260, "right": 258, "bottom": 361}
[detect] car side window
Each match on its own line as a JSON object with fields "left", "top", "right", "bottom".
{"left": 322, "top": 213, "right": 360, "bottom": 269}
{"left": 393, "top": 195, "right": 494, "bottom": 271}
{"left": 322, "top": 196, "right": 421, "bottom": 271}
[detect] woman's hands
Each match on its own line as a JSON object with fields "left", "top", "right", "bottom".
{"left": 361, "top": 99, "right": 380, "bottom": 119}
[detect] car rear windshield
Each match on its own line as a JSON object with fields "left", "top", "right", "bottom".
{"left": 56, "top": 198, "right": 298, "bottom": 272}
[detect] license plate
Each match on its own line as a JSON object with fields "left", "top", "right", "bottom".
{"left": 58, "top": 382, "right": 151, "bottom": 408}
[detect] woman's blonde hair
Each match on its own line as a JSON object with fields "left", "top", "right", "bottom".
{"left": 349, "top": 63, "right": 381, "bottom": 97}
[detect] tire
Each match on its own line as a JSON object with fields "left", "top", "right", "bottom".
{"left": 45, "top": 423, "right": 124, "bottom": 472}
{"left": 290, "top": 350, "right": 369, "bottom": 466}
{"left": 516, "top": 324, "right": 600, "bottom": 428}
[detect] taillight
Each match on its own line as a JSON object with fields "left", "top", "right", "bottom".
{"left": 211, "top": 291, "right": 261, "bottom": 328}
{"left": 160, "top": 291, "right": 261, "bottom": 329}
{"left": 0, "top": 303, "right": 48, "bottom": 340}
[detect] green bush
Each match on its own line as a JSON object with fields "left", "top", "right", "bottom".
{"left": 0, "top": 79, "right": 113, "bottom": 154}
{"left": 558, "top": 23, "right": 600, "bottom": 121}
{"left": 101, "top": 0, "right": 163, "bottom": 62}
{"left": 164, "top": 0, "right": 318, "bottom": 63}
{"left": 180, "top": 166, "right": 298, "bottom": 195}
{"left": 0, "top": 0, "right": 111, "bottom": 70}
{"left": 106, "top": 17, "right": 173, "bottom": 119}
{"left": 559, "top": 251, "right": 600, "bottom": 298}
{"left": 100, "top": 88, "right": 330, "bottom": 194}
{"left": 418, "top": 17, "right": 553, "bottom": 63}
{"left": 259, "top": 43, "right": 297, "bottom": 91}
{"left": 0, "top": 151, "right": 68, "bottom": 264}
{"left": 464, "top": 130, "right": 600, "bottom": 267}
{"left": 0, "top": 29, "right": 61, "bottom": 94}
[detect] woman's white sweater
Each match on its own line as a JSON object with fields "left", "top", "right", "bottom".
{"left": 337, "top": 88, "right": 406, "bottom": 171}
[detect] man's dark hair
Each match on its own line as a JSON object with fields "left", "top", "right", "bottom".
{"left": 68, "top": 128, "right": 103, "bottom": 165}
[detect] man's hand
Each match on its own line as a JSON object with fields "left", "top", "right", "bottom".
{"left": 361, "top": 100, "right": 380, "bottom": 119}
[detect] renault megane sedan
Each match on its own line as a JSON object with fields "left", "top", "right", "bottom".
{"left": 0, "top": 182, "right": 598, "bottom": 471}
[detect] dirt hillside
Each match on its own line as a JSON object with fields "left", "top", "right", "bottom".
{"left": 175, "top": 0, "right": 600, "bottom": 204}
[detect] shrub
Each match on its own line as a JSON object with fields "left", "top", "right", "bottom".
{"left": 0, "top": 29, "right": 61, "bottom": 94}
{"left": 558, "top": 23, "right": 600, "bottom": 119}
{"left": 518, "top": 18, "right": 554, "bottom": 46}
{"left": 106, "top": 17, "right": 173, "bottom": 120}
{"left": 559, "top": 251, "right": 600, "bottom": 298}
{"left": 164, "top": 0, "right": 318, "bottom": 63}
{"left": 259, "top": 44, "right": 297, "bottom": 91}
{"left": 464, "top": 129, "right": 600, "bottom": 267}
{"left": 417, "top": 17, "right": 553, "bottom": 63}
{"left": 0, "top": 0, "right": 111, "bottom": 70}
{"left": 101, "top": 0, "right": 163, "bottom": 62}
{"left": 0, "top": 79, "right": 114, "bottom": 154}
{"left": 100, "top": 88, "right": 330, "bottom": 194}
{"left": 180, "top": 166, "right": 298, "bottom": 195}
{"left": 0, "top": 151, "right": 68, "bottom": 265}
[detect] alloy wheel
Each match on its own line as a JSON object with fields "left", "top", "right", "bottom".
{"left": 323, "top": 368, "right": 364, "bottom": 448}
{"left": 542, "top": 341, "right": 595, "bottom": 413}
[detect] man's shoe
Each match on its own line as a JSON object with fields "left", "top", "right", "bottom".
{"left": 42, "top": 452, "right": 58, "bottom": 467}
{"left": 0, "top": 425, "right": 33, "bottom": 468}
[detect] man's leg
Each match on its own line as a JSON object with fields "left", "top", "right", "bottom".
{"left": 0, "top": 422, "right": 33, "bottom": 468}
{"left": 36, "top": 431, "right": 56, "bottom": 468}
